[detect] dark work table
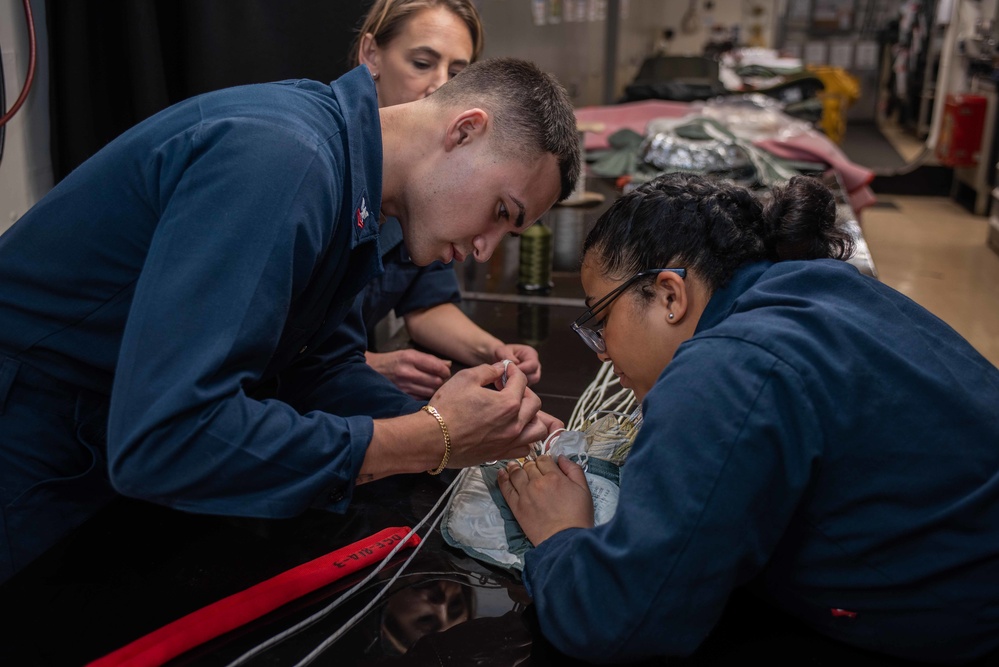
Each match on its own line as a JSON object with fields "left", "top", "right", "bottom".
{"left": 0, "top": 175, "right": 890, "bottom": 667}
{"left": 0, "top": 474, "right": 554, "bottom": 666}
{"left": 0, "top": 484, "right": 916, "bottom": 667}
{"left": 0, "top": 183, "right": 615, "bottom": 667}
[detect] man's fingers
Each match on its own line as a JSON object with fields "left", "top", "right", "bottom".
{"left": 497, "top": 360, "right": 528, "bottom": 394}
{"left": 498, "top": 441, "right": 534, "bottom": 462}
{"left": 457, "top": 361, "right": 509, "bottom": 388}
{"left": 514, "top": 417, "right": 548, "bottom": 449}
{"left": 514, "top": 387, "right": 542, "bottom": 426}
{"left": 537, "top": 410, "right": 565, "bottom": 434}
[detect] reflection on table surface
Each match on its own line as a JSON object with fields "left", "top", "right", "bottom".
{"left": 0, "top": 175, "right": 878, "bottom": 666}
{"left": 0, "top": 183, "right": 620, "bottom": 667}
{"left": 0, "top": 473, "right": 579, "bottom": 666}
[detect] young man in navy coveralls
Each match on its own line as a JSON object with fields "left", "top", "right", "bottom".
{"left": 0, "top": 58, "right": 580, "bottom": 584}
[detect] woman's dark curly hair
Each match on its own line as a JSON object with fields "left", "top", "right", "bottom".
{"left": 582, "top": 173, "right": 855, "bottom": 294}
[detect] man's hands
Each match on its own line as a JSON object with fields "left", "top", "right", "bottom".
{"left": 366, "top": 349, "right": 451, "bottom": 399}
{"left": 429, "top": 361, "right": 549, "bottom": 466}
{"left": 497, "top": 454, "right": 594, "bottom": 546}
{"left": 361, "top": 361, "right": 562, "bottom": 484}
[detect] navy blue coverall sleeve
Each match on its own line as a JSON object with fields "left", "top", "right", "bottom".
{"left": 106, "top": 118, "right": 379, "bottom": 517}
{"left": 524, "top": 338, "right": 821, "bottom": 663}
{"left": 360, "top": 238, "right": 460, "bottom": 335}
{"left": 281, "top": 297, "right": 425, "bottom": 419}
{"left": 392, "top": 261, "right": 461, "bottom": 318}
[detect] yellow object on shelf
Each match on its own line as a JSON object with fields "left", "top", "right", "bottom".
{"left": 806, "top": 66, "right": 861, "bottom": 144}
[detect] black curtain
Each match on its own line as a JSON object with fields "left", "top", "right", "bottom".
{"left": 46, "top": 0, "right": 370, "bottom": 182}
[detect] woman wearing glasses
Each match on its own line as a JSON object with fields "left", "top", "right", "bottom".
{"left": 499, "top": 173, "right": 999, "bottom": 664}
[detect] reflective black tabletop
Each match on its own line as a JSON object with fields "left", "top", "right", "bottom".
{"left": 0, "top": 183, "right": 615, "bottom": 667}
{"left": 0, "top": 174, "right": 881, "bottom": 667}
{"left": 0, "top": 475, "right": 553, "bottom": 666}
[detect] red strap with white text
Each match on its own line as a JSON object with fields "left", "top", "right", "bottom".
{"left": 87, "top": 526, "right": 421, "bottom": 667}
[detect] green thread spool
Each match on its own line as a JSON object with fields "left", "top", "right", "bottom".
{"left": 517, "top": 302, "right": 550, "bottom": 347}
{"left": 517, "top": 221, "right": 554, "bottom": 294}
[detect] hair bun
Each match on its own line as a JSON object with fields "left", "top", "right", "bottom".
{"left": 762, "top": 176, "right": 854, "bottom": 261}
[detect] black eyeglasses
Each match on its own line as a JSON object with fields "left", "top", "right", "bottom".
{"left": 571, "top": 268, "right": 686, "bottom": 354}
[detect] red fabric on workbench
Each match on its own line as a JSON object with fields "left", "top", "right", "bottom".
{"left": 87, "top": 526, "right": 421, "bottom": 667}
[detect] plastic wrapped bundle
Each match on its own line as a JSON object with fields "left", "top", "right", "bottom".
{"left": 641, "top": 127, "right": 754, "bottom": 176}
{"left": 639, "top": 116, "right": 798, "bottom": 188}
{"left": 441, "top": 364, "right": 642, "bottom": 572}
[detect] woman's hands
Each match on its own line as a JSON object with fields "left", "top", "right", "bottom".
{"left": 491, "top": 343, "right": 541, "bottom": 385}
{"left": 364, "top": 342, "right": 539, "bottom": 399}
{"left": 404, "top": 304, "right": 542, "bottom": 386}
{"left": 498, "top": 454, "right": 594, "bottom": 546}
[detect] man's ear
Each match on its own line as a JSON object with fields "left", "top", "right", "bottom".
{"left": 444, "top": 108, "right": 489, "bottom": 151}
{"left": 358, "top": 33, "right": 380, "bottom": 76}
{"left": 657, "top": 270, "right": 689, "bottom": 324}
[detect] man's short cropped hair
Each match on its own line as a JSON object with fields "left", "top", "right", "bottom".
{"left": 428, "top": 58, "right": 580, "bottom": 202}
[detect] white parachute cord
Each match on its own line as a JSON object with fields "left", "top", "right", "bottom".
{"left": 607, "top": 385, "right": 637, "bottom": 417}
{"left": 568, "top": 362, "right": 638, "bottom": 430}
{"left": 568, "top": 362, "right": 620, "bottom": 430}
{"left": 225, "top": 468, "right": 469, "bottom": 667}
{"left": 291, "top": 469, "right": 466, "bottom": 666}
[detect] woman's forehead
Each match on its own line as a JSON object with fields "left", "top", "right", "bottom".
{"left": 579, "top": 261, "right": 615, "bottom": 303}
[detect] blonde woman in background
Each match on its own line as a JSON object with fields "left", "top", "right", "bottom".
{"left": 349, "top": 0, "right": 543, "bottom": 400}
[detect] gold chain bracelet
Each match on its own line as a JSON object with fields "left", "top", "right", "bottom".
{"left": 422, "top": 405, "right": 451, "bottom": 475}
